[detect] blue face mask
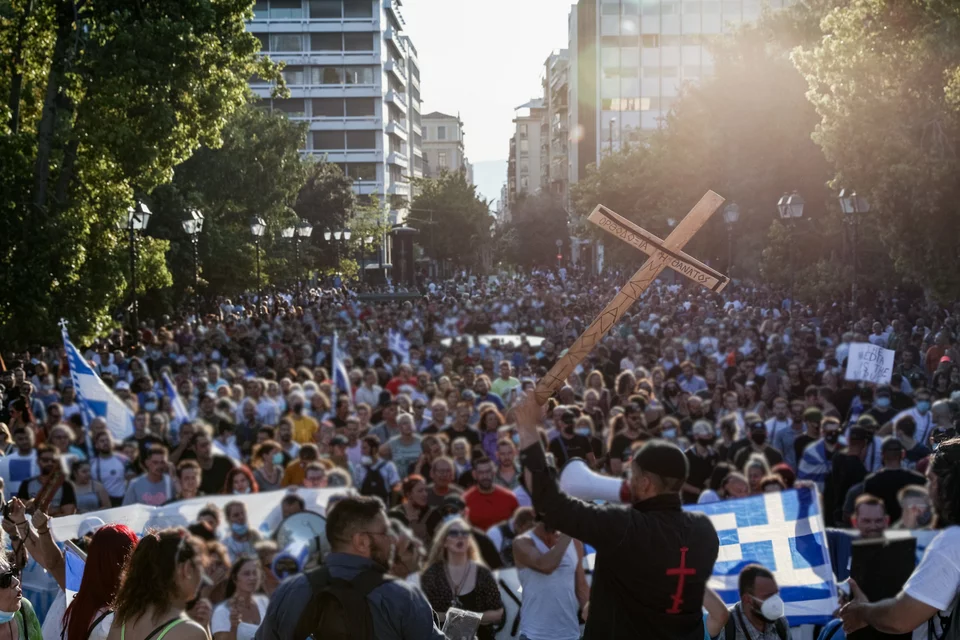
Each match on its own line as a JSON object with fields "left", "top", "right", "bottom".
{"left": 231, "top": 523, "right": 248, "bottom": 537}
{"left": 511, "top": 433, "right": 520, "bottom": 446}
{"left": 0, "top": 611, "right": 15, "bottom": 624}
{"left": 875, "top": 397, "right": 891, "bottom": 409}
{"left": 917, "top": 401, "right": 931, "bottom": 413}
{"left": 662, "top": 428, "right": 677, "bottom": 440}
{"left": 272, "top": 452, "right": 285, "bottom": 465}
{"left": 575, "top": 427, "right": 591, "bottom": 437}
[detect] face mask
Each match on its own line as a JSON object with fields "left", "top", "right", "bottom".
{"left": 575, "top": 427, "right": 591, "bottom": 437}
{"left": 272, "top": 452, "right": 285, "bottom": 465}
{"left": 0, "top": 610, "right": 15, "bottom": 624}
{"left": 361, "top": 455, "right": 373, "bottom": 466}
{"left": 230, "top": 522, "right": 248, "bottom": 536}
{"left": 874, "top": 396, "right": 891, "bottom": 408}
{"left": 755, "top": 593, "right": 785, "bottom": 621}
{"left": 824, "top": 432, "right": 840, "bottom": 445}
{"left": 511, "top": 433, "right": 520, "bottom": 446}
{"left": 917, "top": 401, "right": 931, "bottom": 413}
{"left": 662, "top": 428, "right": 677, "bottom": 440}
{"left": 144, "top": 402, "right": 158, "bottom": 412}
{"left": 917, "top": 510, "right": 933, "bottom": 526}
{"left": 750, "top": 431, "right": 767, "bottom": 446}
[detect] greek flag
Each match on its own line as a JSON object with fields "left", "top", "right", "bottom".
{"left": 62, "top": 324, "right": 134, "bottom": 441}
{"left": 685, "top": 487, "right": 837, "bottom": 626}
{"left": 388, "top": 329, "right": 410, "bottom": 364}
{"left": 331, "top": 331, "right": 351, "bottom": 408}
{"left": 161, "top": 372, "right": 190, "bottom": 426}
{"left": 64, "top": 543, "right": 85, "bottom": 605}
{"left": 797, "top": 440, "right": 830, "bottom": 491}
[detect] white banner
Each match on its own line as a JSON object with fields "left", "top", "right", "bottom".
{"left": 50, "top": 487, "right": 348, "bottom": 541}
{"left": 845, "top": 342, "right": 895, "bottom": 384}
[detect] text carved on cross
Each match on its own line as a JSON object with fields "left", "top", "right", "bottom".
{"left": 534, "top": 191, "right": 726, "bottom": 404}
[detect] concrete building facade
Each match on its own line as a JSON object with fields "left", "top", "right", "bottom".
{"left": 421, "top": 111, "right": 470, "bottom": 179}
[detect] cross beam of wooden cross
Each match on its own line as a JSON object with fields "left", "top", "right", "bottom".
{"left": 587, "top": 204, "right": 729, "bottom": 293}
{"left": 534, "top": 191, "right": 726, "bottom": 404}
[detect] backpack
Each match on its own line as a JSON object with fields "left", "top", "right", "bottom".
{"left": 294, "top": 566, "right": 392, "bottom": 640}
{"left": 360, "top": 462, "right": 390, "bottom": 501}
{"left": 724, "top": 611, "right": 788, "bottom": 640}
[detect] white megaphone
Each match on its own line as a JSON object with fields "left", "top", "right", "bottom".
{"left": 559, "top": 458, "right": 632, "bottom": 504}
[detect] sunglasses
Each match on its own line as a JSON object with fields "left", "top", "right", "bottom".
{"left": 446, "top": 530, "right": 470, "bottom": 539}
{"left": 0, "top": 569, "right": 19, "bottom": 589}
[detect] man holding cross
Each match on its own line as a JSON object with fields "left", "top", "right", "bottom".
{"left": 516, "top": 193, "right": 726, "bottom": 639}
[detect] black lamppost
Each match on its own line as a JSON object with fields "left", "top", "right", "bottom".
{"left": 124, "top": 201, "right": 151, "bottom": 338}
{"left": 182, "top": 209, "right": 204, "bottom": 314}
{"left": 776, "top": 191, "right": 805, "bottom": 306}
{"left": 281, "top": 218, "right": 313, "bottom": 294}
{"left": 723, "top": 202, "right": 740, "bottom": 276}
{"left": 323, "top": 229, "right": 352, "bottom": 273}
{"left": 249, "top": 216, "right": 266, "bottom": 301}
{"left": 360, "top": 235, "right": 374, "bottom": 283}
{"left": 839, "top": 188, "right": 870, "bottom": 310}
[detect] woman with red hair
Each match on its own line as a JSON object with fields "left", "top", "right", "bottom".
{"left": 62, "top": 525, "right": 139, "bottom": 639}
{"left": 222, "top": 466, "right": 259, "bottom": 495}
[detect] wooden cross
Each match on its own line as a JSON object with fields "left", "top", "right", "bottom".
{"left": 534, "top": 191, "right": 728, "bottom": 404}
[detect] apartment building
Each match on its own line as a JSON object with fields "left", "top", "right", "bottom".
{"left": 422, "top": 111, "right": 471, "bottom": 179}
{"left": 541, "top": 50, "right": 570, "bottom": 203}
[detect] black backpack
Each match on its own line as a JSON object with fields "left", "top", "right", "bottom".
{"left": 360, "top": 462, "right": 390, "bottom": 501}
{"left": 293, "top": 566, "right": 392, "bottom": 640}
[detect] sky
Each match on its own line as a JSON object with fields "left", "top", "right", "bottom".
{"left": 400, "top": 0, "right": 575, "bottom": 202}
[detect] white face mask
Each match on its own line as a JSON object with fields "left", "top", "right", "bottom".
{"left": 755, "top": 593, "right": 785, "bottom": 621}
{"left": 361, "top": 455, "right": 373, "bottom": 466}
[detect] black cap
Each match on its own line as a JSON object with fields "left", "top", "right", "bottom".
{"left": 875, "top": 385, "right": 892, "bottom": 398}
{"left": 632, "top": 439, "right": 689, "bottom": 482}
{"left": 881, "top": 437, "right": 905, "bottom": 453}
{"left": 848, "top": 426, "right": 871, "bottom": 442}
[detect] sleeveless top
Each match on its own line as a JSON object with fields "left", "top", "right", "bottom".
{"left": 74, "top": 485, "right": 101, "bottom": 513}
{"left": 516, "top": 532, "right": 580, "bottom": 640}
{"left": 120, "top": 618, "right": 185, "bottom": 640}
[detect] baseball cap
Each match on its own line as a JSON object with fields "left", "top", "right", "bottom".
{"left": 78, "top": 516, "right": 105, "bottom": 538}
{"left": 803, "top": 407, "right": 823, "bottom": 422}
{"left": 848, "top": 426, "right": 871, "bottom": 442}
{"left": 692, "top": 421, "right": 714, "bottom": 439}
{"left": 115, "top": 381, "right": 130, "bottom": 391}
{"left": 941, "top": 356, "right": 952, "bottom": 364}
{"left": 632, "top": 439, "right": 689, "bottom": 481}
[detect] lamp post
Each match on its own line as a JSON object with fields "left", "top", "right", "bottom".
{"left": 361, "top": 235, "right": 374, "bottom": 283}
{"left": 181, "top": 209, "right": 204, "bottom": 314}
{"left": 723, "top": 202, "right": 740, "bottom": 277}
{"left": 776, "top": 191, "right": 805, "bottom": 307}
{"left": 323, "top": 229, "right": 353, "bottom": 274}
{"left": 282, "top": 218, "right": 313, "bottom": 294}
{"left": 250, "top": 216, "right": 266, "bottom": 301}
{"left": 124, "top": 201, "right": 151, "bottom": 339}
{"left": 608, "top": 118, "right": 616, "bottom": 155}
{"left": 839, "top": 188, "right": 870, "bottom": 310}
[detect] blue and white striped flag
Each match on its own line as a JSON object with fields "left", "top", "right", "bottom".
{"left": 685, "top": 487, "right": 837, "bottom": 626}
{"left": 64, "top": 543, "right": 85, "bottom": 605}
{"left": 388, "top": 329, "right": 410, "bottom": 364}
{"left": 161, "top": 372, "right": 190, "bottom": 426}
{"left": 331, "top": 332, "right": 351, "bottom": 411}
{"left": 62, "top": 324, "right": 134, "bottom": 441}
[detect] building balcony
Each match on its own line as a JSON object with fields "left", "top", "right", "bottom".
{"left": 383, "top": 0, "right": 403, "bottom": 26}
{"left": 385, "top": 89, "right": 407, "bottom": 109}
{"left": 384, "top": 60, "right": 407, "bottom": 86}
{"left": 387, "top": 151, "right": 409, "bottom": 167}
{"left": 352, "top": 180, "right": 383, "bottom": 196}
{"left": 387, "top": 181, "right": 411, "bottom": 196}
{"left": 385, "top": 120, "right": 407, "bottom": 138}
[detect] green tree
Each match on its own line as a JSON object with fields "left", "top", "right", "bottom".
{"left": 501, "top": 194, "right": 571, "bottom": 268}
{"left": 795, "top": 0, "right": 960, "bottom": 301}
{"left": 0, "top": 0, "right": 279, "bottom": 346}
{"left": 409, "top": 171, "right": 492, "bottom": 270}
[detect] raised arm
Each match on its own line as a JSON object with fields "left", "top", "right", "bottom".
{"left": 702, "top": 586, "right": 729, "bottom": 637}
{"left": 513, "top": 533, "right": 572, "bottom": 575}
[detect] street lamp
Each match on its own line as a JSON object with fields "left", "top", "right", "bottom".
{"left": 182, "top": 209, "right": 204, "bottom": 313}
{"left": 323, "top": 230, "right": 353, "bottom": 274}
{"left": 124, "top": 201, "right": 151, "bottom": 339}
{"left": 776, "top": 191, "right": 805, "bottom": 306}
{"left": 250, "top": 216, "right": 266, "bottom": 302}
{"left": 282, "top": 218, "right": 313, "bottom": 294}
{"left": 723, "top": 202, "right": 740, "bottom": 276}
{"left": 839, "top": 188, "right": 870, "bottom": 310}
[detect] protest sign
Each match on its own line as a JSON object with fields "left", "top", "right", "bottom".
{"left": 845, "top": 343, "right": 895, "bottom": 384}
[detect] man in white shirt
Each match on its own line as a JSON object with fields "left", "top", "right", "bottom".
{"left": 90, "top": 428, "right": 129, "bottom": 507}
{"left": 0, "top": 427, "right": 40, "bottom": 498}
{"left": 354, "top": 369, "right": 382, "bottom": 409}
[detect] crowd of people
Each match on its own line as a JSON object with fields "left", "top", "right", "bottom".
{"left": 1, "top": 266, "right": 960, "bottom": 639}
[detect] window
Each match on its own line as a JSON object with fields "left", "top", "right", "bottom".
{"left": 312, "top": 98, "right": 344, "bottom": 117}
{"left": 683, "top": 64, "right": 701, "bottom": 78}
{"left": 314, "top": 130, "right": 345, "bottom": 149}
{"left": 518, "top": 124, "right": 528, "bottom": 137}
{"left": 683, "top": 0, "right": 701, "bottom": 12}
{"left": 682, "top": 34, "right": 702, "bottom": 45}
{"left": 310, "top": 0, "right": 341, "bottom": 18}
{"left": 702, "top": 0, "right": 721, "bottom": 12}
{"left": 344, "top": 32, "right": 374, "bottom": 51}
{"left": 661, "top": 34, "right": 681, "bottom": 47}
{"left": 642, "top": 0, "right": 660, "bottom": 15}
{"left": 343, "top": 66, "right": 375, "bottom": 84}
{"left": 642, "top": 66, "right": 660, "bottom": 78}
{"left": 347, "top": 130, "right": 377, "bottom": 149}
{"left": 345, "top": 163, "right": 377, "bottom": 181}
{"left": 314, "top": 66, "right": 344, "bottom": 84}
{"left": 622, "top": 0, "right": 640, "bottom": 14}
{"left": 346, "top": 98, "right": 376, "bottom": 117}
{"left": 722, "top": 0, "right": 741, "bottom": 14}
{"left": 253, "top": 0, "right": 268, "bottom": 18}
{"left": 255, "top": 34, "right": 269, "bottom": 51}
{"left": 600, "top": 2, "right": 620, "bottom": 15}
{"left": 661, "top": 66, "right": 679, "bottom": 78}
{"left": 641, "top": 97, "right": 661, "bottom": 110}
{"left": 273, "top": 98, "right": 305, "bottom": 116}
{"left": 270, "top": 0, "right": 302, "bottom": 18}
{"left": 311, "top": 33, "right": 341, "bottom": 51}
{"left": 343, "top": 0, "right": 373, "bottom": 18}
{"left": 662, "top": 1, "right": 680, "bottom": 14}
{"left": 270, "top": 34, "right": 302, "bottom": 52}
{"left": 438, "top": 152, "right": 448, "bottom": 169}
{"left": 519, "top": 139, "right": 529, "bottom": 153}
{"left": 437, "top": 126, "right": 447, "bottom": 140}
{"left": 282, "top": 66, "right": 305, "bottom": 85}
{"left": 641, "top": 34, "right": 660, "bottom": 47}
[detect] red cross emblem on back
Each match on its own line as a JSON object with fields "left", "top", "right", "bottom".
{"left": 666, "top": 547, "right": 697, "bottom": 614}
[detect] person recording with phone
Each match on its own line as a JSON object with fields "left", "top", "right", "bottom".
{"left": 514, "top": 395, "right": 719, "bottom": 639}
